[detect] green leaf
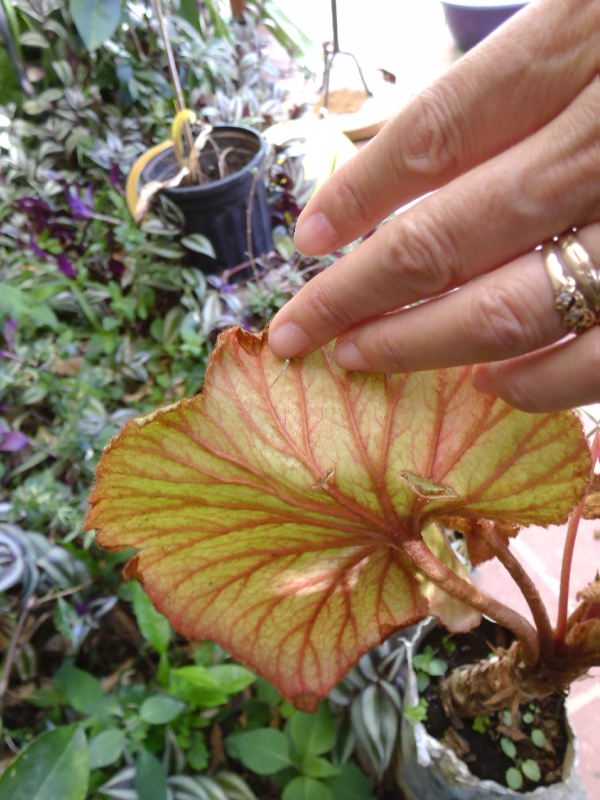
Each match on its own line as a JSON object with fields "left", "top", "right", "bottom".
{"left": 131, "top": 581, "right": 172, "bottom": 654}
{"left": 425, "top": 657, "right": 448, "bottom": 677}
{"left": 282, "top": 776, "right": 332, "bottom": 800}
{"left": 0, "top": 285, "right": 58, "bottom": 329}
{"left": 187, "top": 734, "right": 209, "bottom": 772}
{"left": 288, "top": 704, "right": 336, "bottom": 758}
{"left": 139, "top": 695, "right": 186, "bottom": 724}
{"left": 225, "top": 728, "right": 292, "bottom": 775}
{"left": 500, "top": 737, "right": 517, "bottom": 760}
{"left": 136, "top": 748, "right": 167, "bottom": 800}
{"left": 506, "top": 767, "right": 523, "bottom": 791}
{"left": 530, "top": 728, "right": 546, "bottom": 748}
{"left": 472, "top": 715, "right": 491, "bottom": 734}
{"left": 207, "top": 664, "right": 256, "bottom": 695}
{"left": 0, "top": 725, "right": 88, "bottom": 800}
{"left": 69, "top": 0, "right": 122, "bottom": 50}
{"left": 521, "top": 759, "right": 542, "bottom": 782}
{"left": 19, "top": 30, "right": 50, "bottom": 48}
{"left": 88, "top": 728, "right": 126, "bottom": 769}
{"left": 23, "top": 87, "right": 65, "bottom": 116}
{"left": 404, "top": 699, "right": 428, "bottom": 724}
{"left": 54, "top": 663, "right": 105, "bottom": 715}
{"left": 325, "top": 763, "right": 375, "bottom": 800}
{"left": 302, "top": 756, "right": 340, "bottom": 779}
{"left": 273, "top": 227, "right": 295, "bottom": 260}
{"left": 178, "top": 0, "right": 202, "bottom": 31}
{"left": 180, "top": 234, "right": 216, "bottom": 258}
{"left": 168, "top": 665, "right": 227, "bottom": 707}
{"left": 88, "top": 328, "right": 590, "bottom": 705}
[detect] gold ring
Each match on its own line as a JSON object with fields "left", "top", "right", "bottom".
{"left": 541, "top": 232, "right": 599, "bottom": 335}
{"left": 557, "top": 233, "right": 600, "bottom": 315}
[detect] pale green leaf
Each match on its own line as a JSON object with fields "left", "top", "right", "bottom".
{"left": 135, "top": 748, "right": 167, "bottom": 800}
{"left": 225, "top": 728, "right": 292, "bottom": 775}
{"left": 287, "top": 703, "right": 336, "bottom": 758}
{"left": 282, "top": 776, "right": 332, "bottom": 800}
{"left": 69, "top": 0, "right": 122, "bottom": 51}
{"left": 500, "top": 737, "right": 517, "bottom": 760}
{"left": 521, "top": 759, "right": 542, "bottom": 782}
{"left": 139, "top": 695, "right": 186, "bottom": 725}
{"left": 131, "top": 581, "right": 172, "bottom": 654}
{"left": 0, "top": 725, "right": 88, "bottom": 800}
{"left": 506, "top": 767, "right": 523, "bottom": 790}
{"left": 88, "top": 729, "right": 126, "bottom": 769}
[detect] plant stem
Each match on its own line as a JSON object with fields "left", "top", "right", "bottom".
{"left": 245, "top": 168, "right": 261, "bottom": 281}
{"left": 0, "top": 597, "right": 34, "bottom": 708}
{"left": 476, "top": 522, "right": 554, "bottom": 659}
{"left": 152, "top": 0, "right": 185, "bottom": 111}
{"left": 402, "top": 538, "right": 539, "bottom": 664}
{"left": 152, "top": 0, "right": 196, "bottom": 173}
{"left": 555, "top": 500, "right": 584, "bottom": 650}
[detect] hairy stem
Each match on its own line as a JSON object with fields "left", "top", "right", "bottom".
{"left": 403, "top": 538, "right": 539, "bottom": 664}
{"left": 555, "top": 500, "right": 584, "bottom": 650}
{"left": 439, "top": 640, "right": 590, "bottom": 719}
{"left": 476, "top": 522, "right": 554, "bottom": 659}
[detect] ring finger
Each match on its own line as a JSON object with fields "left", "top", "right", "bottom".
{"left": 332, "top": 224, "right": 600, "bottom": 373}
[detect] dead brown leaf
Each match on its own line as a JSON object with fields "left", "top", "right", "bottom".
{"left": 50, "top": 357, "right": 84, "bottom": 376}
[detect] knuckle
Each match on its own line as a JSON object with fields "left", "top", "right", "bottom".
{"left": 371, "top": 327, "right": 411, "bottom": 373}
{"left": 384, "top": 216, "right": 457, "bottom": 299}
{"left": 331, "top": 169, "right": 374, "bottom": 232}
{"left": 502, "top": 376, "right": 546, "bottom": 413}
{"left": 308, "top": 280, "right": 354, "bottom": 333}
{"left": 470, "top": 283, "right": 532, "bottom": 356}
{"left": 400, "top": 84, "right": 464, "bottom": 176}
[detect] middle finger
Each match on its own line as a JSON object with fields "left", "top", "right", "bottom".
{"left": 335, "top": 223, "right": 599, "bottom": 373}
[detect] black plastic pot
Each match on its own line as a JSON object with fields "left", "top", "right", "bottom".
{"left": 440, "top": 1, "right": 528, "bottom": 51}
{"left": 141, "top": 126, "right": 272, "bottom": 274}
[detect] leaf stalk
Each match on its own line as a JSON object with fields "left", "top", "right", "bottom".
{"left": 402, "top": 538, "right": 540, "bottom": 665}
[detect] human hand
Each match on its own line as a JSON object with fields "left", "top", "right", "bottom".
{"left": 268, "top": 0, "right": 599, "bottom": 412}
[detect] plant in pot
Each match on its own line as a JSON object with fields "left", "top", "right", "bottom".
{"left": 127, "top": 0, "right": 273, "bottom": 274}
{"left": 85, "top": 328, "right": 599, "bottom": 798}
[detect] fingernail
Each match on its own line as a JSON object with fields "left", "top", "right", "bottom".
{"left": 294, "top": 211, "right": 337, "bottom": 255}
{"left": 472, "top": 366, "right": 494, "bottom": 396}
{"left": 268, "top": 321, "right": 311, "bottom": 358}
{"left": 335, "top": 341, "right": 370, "bottom": 371}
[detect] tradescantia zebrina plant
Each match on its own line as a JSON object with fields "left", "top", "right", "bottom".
{"left": 86, "top": 327, "right": 598, "bottom": 715}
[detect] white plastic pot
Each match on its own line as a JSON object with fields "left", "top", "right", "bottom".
{"left": 394, "top": 620, "right": 586, "bottom": 800}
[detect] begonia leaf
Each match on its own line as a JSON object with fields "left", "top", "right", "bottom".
{"left": 86, "top": 328, "right": 590, "bottom": 706}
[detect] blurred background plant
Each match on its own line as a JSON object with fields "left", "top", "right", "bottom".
{"left": 0, "top": 2, "right": 376, "bottom": 798}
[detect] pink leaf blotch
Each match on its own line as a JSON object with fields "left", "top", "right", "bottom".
{"left": 86, "top": 328, "right": 590, "bottom": 705}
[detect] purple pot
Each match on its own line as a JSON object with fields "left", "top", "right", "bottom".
{"left": 441, "top": 1, "right": 528, "bottom": 51}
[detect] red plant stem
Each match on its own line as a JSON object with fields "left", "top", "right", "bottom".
{"left": 555, "top": 500, "right": 584, "bottom": 650}
{"left": 476, "top": 524, "right": 554, "bottom": 659}
{"left": 403, "top": 539, "right": 540, "bottom": 665}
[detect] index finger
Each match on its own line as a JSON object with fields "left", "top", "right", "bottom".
{"left": 294, "top": 0, "right": 598, "bottom": 255}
